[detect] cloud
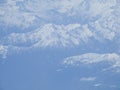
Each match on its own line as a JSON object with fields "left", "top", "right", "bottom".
{"left": 93, "top": 83, "right": 119, "bottom": 89}
{"left": 80, "top": 77, "right": 96, "bottom": 81}
{"left": 93, "top": 83, "right": 102, "bottom": 87}
{"left": 2, "top": 23, "right": 93, "bottom": 47}
{"left": 0, "top": 0, "right": 120, "bottom": 58}
{"left": 0, "top": 0, "right": 35, "bottom": 28}
{"left": 0, "top": 0, "right": 118, "bottom": 28}
{"left": 63, "top": 53, "right": 120, "bottom": 72}
{"left": 0, "top": 45, "right": 8, "bottom": 58}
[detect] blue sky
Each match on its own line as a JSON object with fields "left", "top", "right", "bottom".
{"left": 0, "top": 0, "right": 120, "bottom": 90}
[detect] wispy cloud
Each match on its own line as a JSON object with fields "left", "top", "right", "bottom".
{"left": 0, "top": 45, "right": 8, "bottom": 59}
{"left": 80, "top": 77, "right": 96, "bottom": 81}
{"left": 93, "top": 83, "right": 119, "bottom": 89}
{"left": 93, "top": 83, "right": 102, "bottom": 87}
{"left": 63, "top": 53, "right": 120, "bottom": 72}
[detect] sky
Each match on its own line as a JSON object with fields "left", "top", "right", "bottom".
{"left": 0, "top": 0, "right": 120, "bottom": 90}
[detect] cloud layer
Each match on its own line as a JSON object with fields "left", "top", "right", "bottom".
{"left": 0, "top": 0, "right": 120, "bottom": 58}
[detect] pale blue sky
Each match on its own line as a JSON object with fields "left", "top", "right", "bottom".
{"left": 0, "top": 0, "right": 120, "bottom": 90}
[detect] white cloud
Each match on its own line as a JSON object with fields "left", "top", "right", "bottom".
{"left": 0, "top": 45, "right": 8, "bottom": 59}
{"left": 80, "top": 77, "right": 96, "bottom": 81}
{"left": 54, "top": 0, "right": 84, "bottom": 14}
{"left": 0, "top": 0, "right": 120, "bottom": 58}
{"left": 56, "top": 69, "right": 63, "bottom": 72}
{"left": 0, "top": 0, "right": 35, "bottom": 28}
{"left": 63, "top": 53, "right": 120, "bottom": 72}
{"left": 90, "top": 14, "right": 119, "bottom": 41}
{"left": 93, "top": 83, "right": 102, "bottom": 87}
{"left": 93, "top": 83, "right": 119, "bottom": 89}
{"left": 0, "top": 0, "right": 118, "bottom": 28}
{"left": 2, "top": 23, "right": 93, "bottom": 47}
